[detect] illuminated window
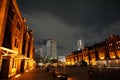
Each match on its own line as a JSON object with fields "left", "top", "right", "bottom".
{"left": 117, "top": 41, "right": 119, "bottom": 44}
{"left": 111, "top": 43, "right": 113, "bottom": 46}
{"left": 118, "top": 46, "right": 120, "bottom": 50}
{"left": 116, "top": 41, "right": 120, "bottom": 44}
{"left": 109, "top": 43, "right": 113, "bottom": 46}
{"left": 12, "top": 59, "right": 16, "bottom": 68}
{"left": 110, "top": 53, "right": 116, "bottom": 59}
{"left": 14, "top": 39, "right": 18, "bottom": 48}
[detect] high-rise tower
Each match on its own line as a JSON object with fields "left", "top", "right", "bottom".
{"left": 77, "top": 39, "right": 85, "bottom": 50}
{"left": 43, "top": 39, "right": 57, "bottom": 59}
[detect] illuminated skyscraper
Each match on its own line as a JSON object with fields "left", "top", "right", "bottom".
{"left": 43, "top": 39, "right": 57, "bottom": 59}
{"left": 77, "top": 39, "right": 85, "bottom": 50}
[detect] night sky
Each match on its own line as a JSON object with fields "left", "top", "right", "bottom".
{"left": 17, "top": 0, "right": 120, "bottom": 56}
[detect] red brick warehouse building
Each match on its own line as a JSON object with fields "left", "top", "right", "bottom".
{"left": 66, "top": 34, "right": 120, "bottom": 67}
{"left": 0, "top": 0, "right": 35, "bottom": 79}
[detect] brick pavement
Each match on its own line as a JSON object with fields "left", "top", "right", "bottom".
{"left": 3, "top": 67, "right": 54, "bottom": 80}
{"left": 0, "top": 66, "right": 89, "bottom": 80}
{"left": 90, "top": 67, "right": 120, "bottom": 80}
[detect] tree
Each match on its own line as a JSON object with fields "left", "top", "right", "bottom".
{"left": 50, "top": 59, "right": 58, "bottom": 63}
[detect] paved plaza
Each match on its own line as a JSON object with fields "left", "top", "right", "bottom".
{"left": 3, "top": 68, "right": 54, "bottom": 80}
{"left": 1, "top": 66, "right": 120, "bottom": 80}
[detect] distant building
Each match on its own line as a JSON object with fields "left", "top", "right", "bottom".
{"left": 34, "top": 48, "right": 42, "bottom": 63}
{"left": 77, "top": 39, "right": 85, "bottom": 50}
{"left": 43, "top": 39, "right": 57, "bottom": 59}
{"left": 42, "top": 44, "right": 47, "bottom": 57}
{"left": 58, "top": 56, "right": 65, "bottom": 62}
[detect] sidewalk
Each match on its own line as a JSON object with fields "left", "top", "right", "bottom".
{"left": 1, "top": 67, "right": 54, "bottom": 80}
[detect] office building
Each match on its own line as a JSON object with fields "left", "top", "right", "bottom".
{"left": 43, "top": 39, "right": 57, "bottom": 59}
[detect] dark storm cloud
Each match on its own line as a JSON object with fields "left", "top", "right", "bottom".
{"left": 18, "top": 0, "right": 120, "bottom": 25}
{"left": 17, "top": 0, "right": 120, "bottom": 56}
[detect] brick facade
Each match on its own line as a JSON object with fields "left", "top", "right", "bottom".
{"left": 0, "top": 0, "right": 35, "bottom": 79}
{"left": 65, "top": 34, "right": 120, "bottom": 67}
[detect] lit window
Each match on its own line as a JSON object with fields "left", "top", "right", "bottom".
{"left": 14, "top": 39, "right": 18, "bottom": 48}
{"left": 12, "top": 59, "right": 16, "bottom": 68}
{"left": 118, "top": 46, "right": 120, "bottom": 50}
{"left": 110, "top": 43, "right": 113, "bottom": 46}
{"left": 111, "top": 43, "right": 113, "bottom": 46}
{"left": 109, "top": 43, "right": 113, "bottom": 46}
{"left": 116, "top": 41, "right": 120, "bottom": 44}
{"left": 117, "top": 41, "right": 119, "bottom": 44}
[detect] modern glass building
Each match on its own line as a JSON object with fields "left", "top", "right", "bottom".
{"left": 43, "top": 39, "right": 57, "bottom": 59}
